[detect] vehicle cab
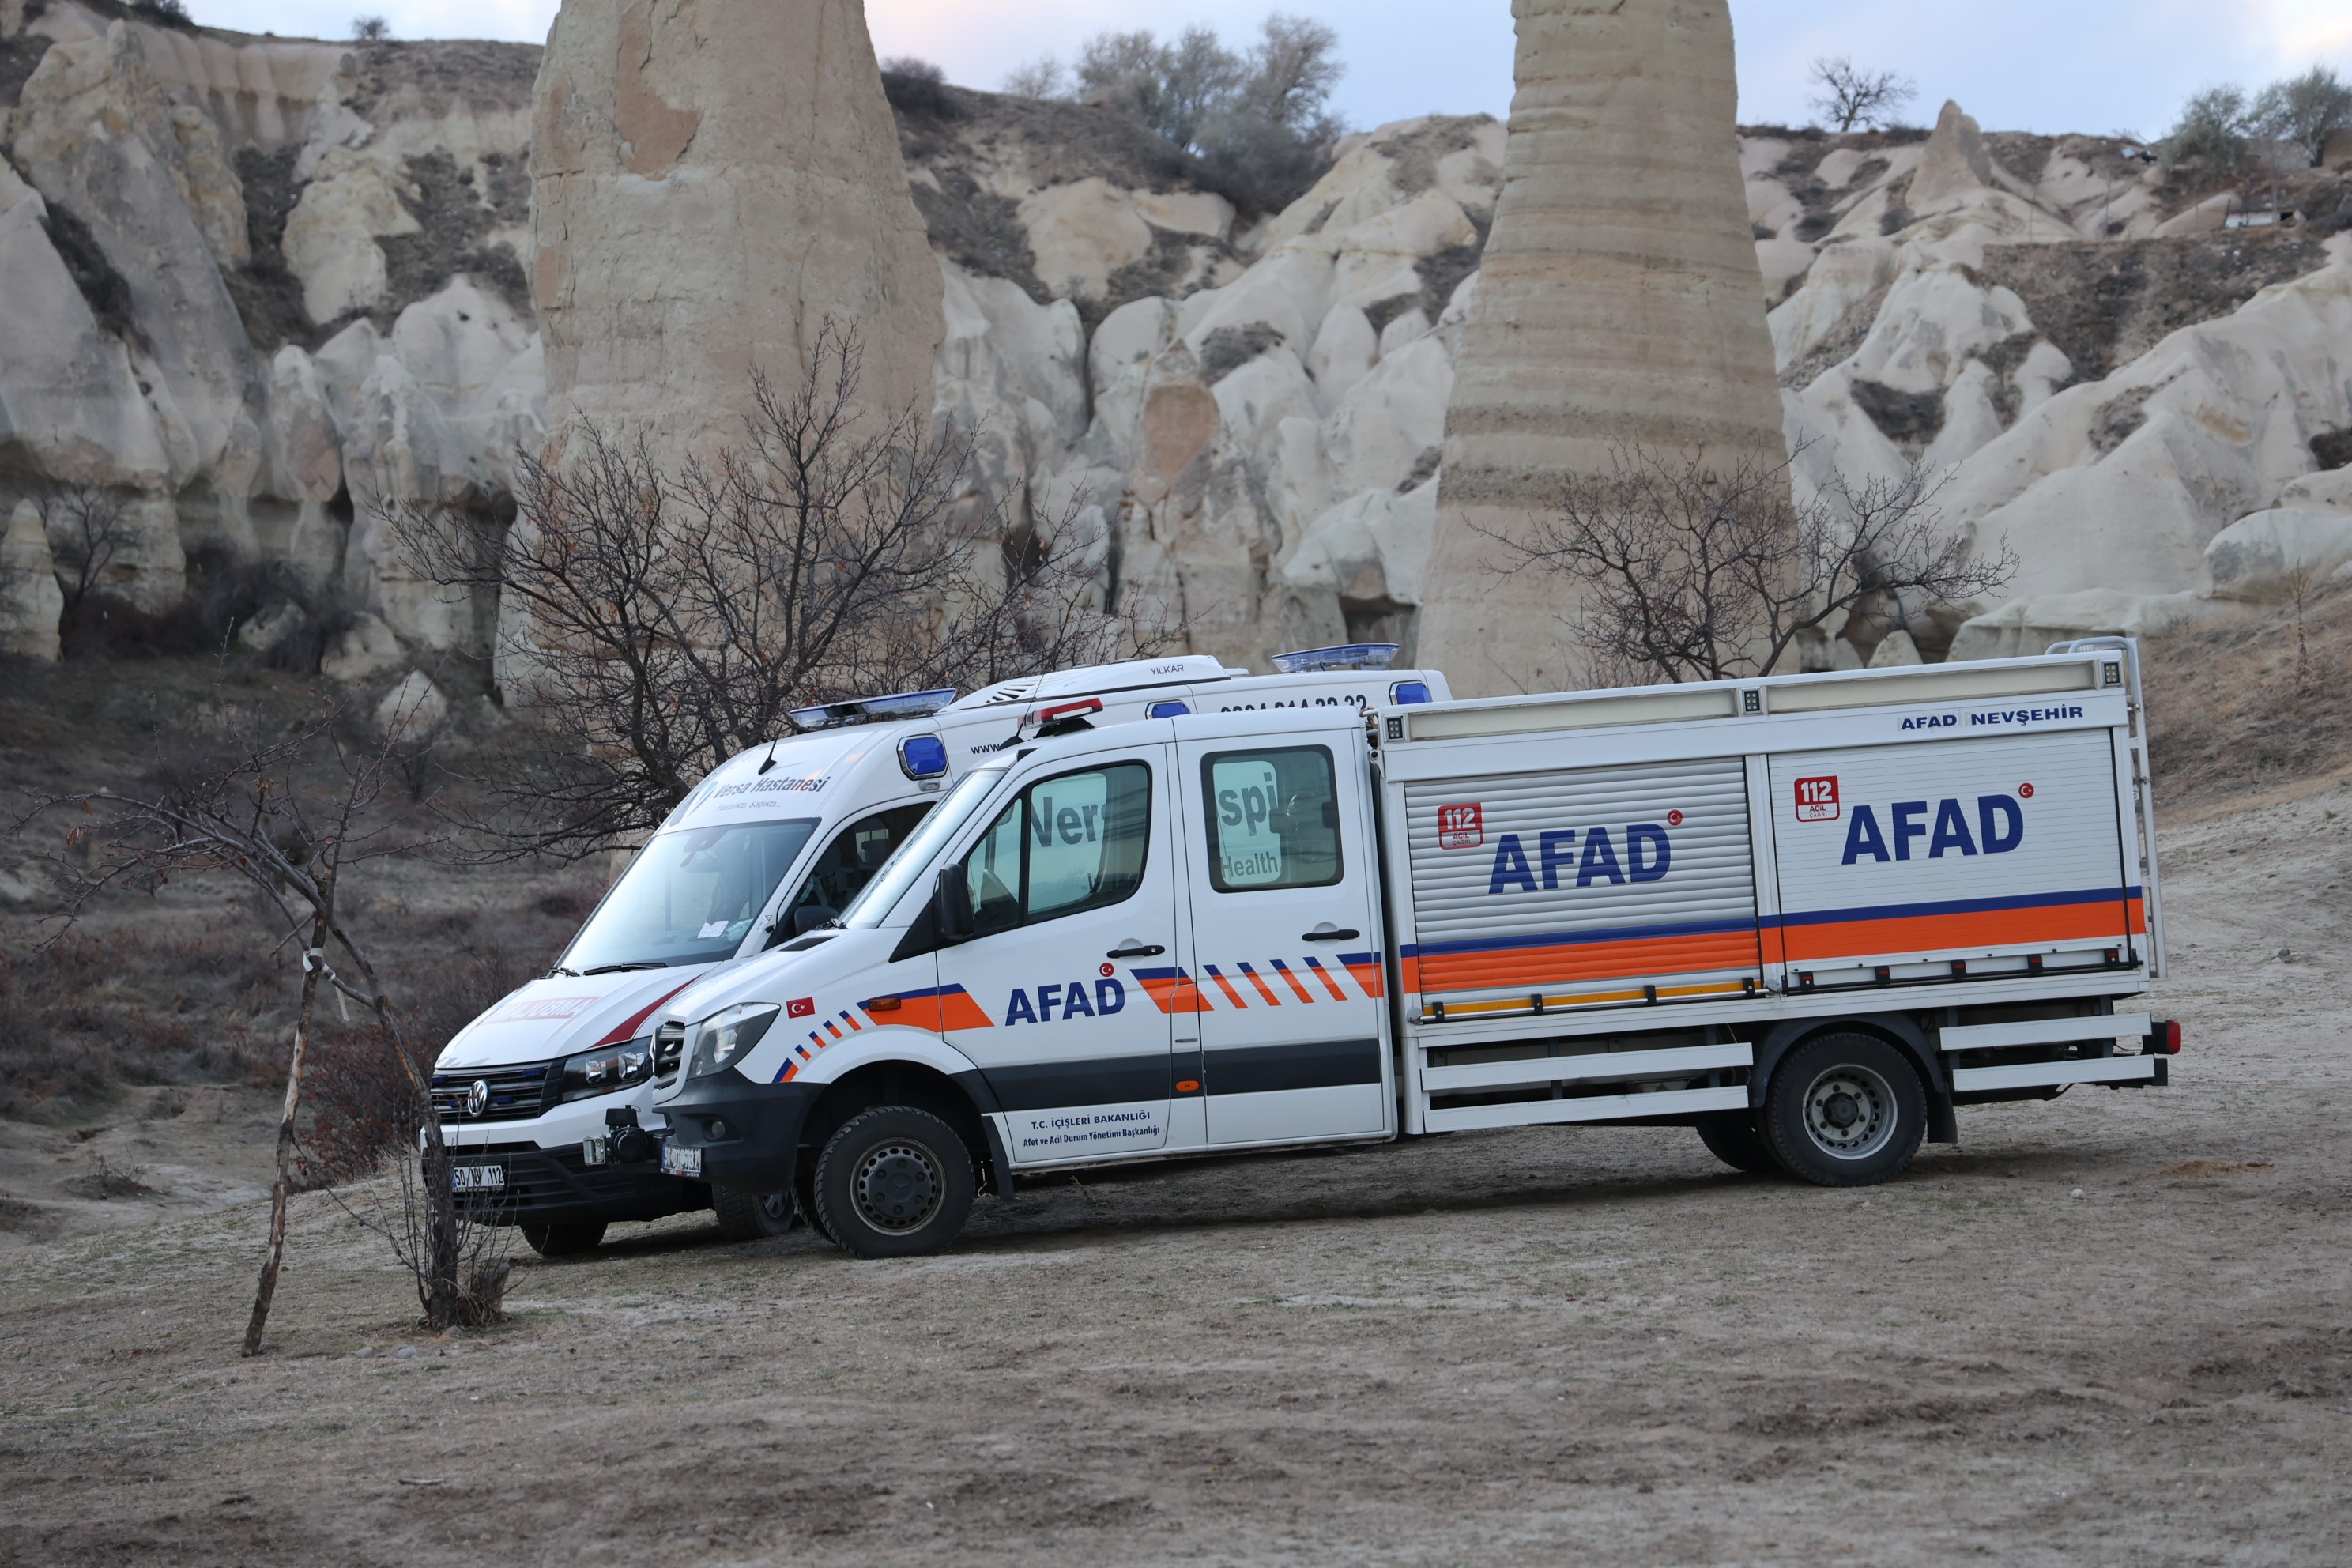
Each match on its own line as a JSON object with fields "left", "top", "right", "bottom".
{"left": 434, "top": 648, "right": 1448, "bottom": 1253}
{"left": 647, "top": 706, "right": 1396, "bottom": 1257}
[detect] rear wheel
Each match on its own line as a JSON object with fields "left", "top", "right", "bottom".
{"left": 1694, "top": 1110, "right": 1777, "bottom": 1174}
{"left": 812, "top": 1106, "right": 975, "bottom": 1259}
{"left": 713, "top": 1187, "right": 798, "bottom": 1242}
{"left": 1762, "top": 1033, "right": 1926, "bottom": 1187}
{"left": 518, "top": 1219, "right": 606, "bottom": 1257}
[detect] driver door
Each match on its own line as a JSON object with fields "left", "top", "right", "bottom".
{"left": 937, "top": 748, "right": 1178, "bottom": 1164}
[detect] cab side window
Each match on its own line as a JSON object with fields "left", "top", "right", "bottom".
{"left": 769, "top": 804, "right": 933, "bottom": 944}
{"left": 962, "top": 762, "right": 1152, "bottom": 937}
{"left": 1201, "top": 746, "right": 1342, "bottom": 892}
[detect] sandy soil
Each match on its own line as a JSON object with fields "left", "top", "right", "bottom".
{"left": 1, "top": 778, "right": 2348, "bottom": 1566}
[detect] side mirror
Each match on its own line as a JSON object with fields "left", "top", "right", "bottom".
{"left": 792, "top": 905, "right": 839, "bottom": 937}
{"left": 932, "top": 867, "right": 974, "bottom": 944}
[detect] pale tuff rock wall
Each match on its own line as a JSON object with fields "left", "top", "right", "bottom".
{"left": 530, "top": 0, "right": 945, "bottom": 454}
{"left": 0, "top": 2, "right": 542, "bottom": 661}
{"left": 1421, "top": 0, "right": 1786, "bottom": 695}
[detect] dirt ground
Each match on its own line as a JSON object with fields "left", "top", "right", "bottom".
{"left": 0, "top": 757, "right": 2347, "bottom": 1565}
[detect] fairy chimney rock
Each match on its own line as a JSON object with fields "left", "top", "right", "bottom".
{"left": 530, "top": 0, "right": 946, "bottom": 455}
{"left": 1419, "top": 0, "right": 1787, "bottom": 694}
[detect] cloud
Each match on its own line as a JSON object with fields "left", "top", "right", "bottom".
{"left": 2243, "top": 0, "right": 2352, "bottom": 69}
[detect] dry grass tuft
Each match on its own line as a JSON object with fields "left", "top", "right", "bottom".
{"left": 2143, "top": 582, "right": 2352, "bottom": 813}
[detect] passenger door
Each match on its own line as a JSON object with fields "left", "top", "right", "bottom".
{"left": 937, "top": 748, "right": 1177, "bottom": 1163}
{"left": 1175, "top": 734, "right": 1389, "bottom": 1146}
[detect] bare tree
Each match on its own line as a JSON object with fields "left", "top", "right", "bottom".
{"left": 351, "top": 15, "right": 390, "bottom": 40}
{"left": 1485, "top": 445, "right": 2018, "bottom": 687}
{"left": 1809, "top": 56, "right": 1918, "bottom": 134}
{"left": 13, "top": 677, "right": 483, "bottom": 1351}
{"left": 390, "top": 322, "right": 1167, "bottom": 862}
{"left": 2160, "top": 84, "right": 2256, "bottom": 175}
{"left": 1001, "top": 55, "right": 1069, "bottom": 100}
{"left": 2252, "top": 66, "right": 2352, "bottom": 168}
{"left": 36, "top": 483, "right": 131, "bottom": 613}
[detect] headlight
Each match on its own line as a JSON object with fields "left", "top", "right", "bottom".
{"left": 559, "top": 1038, "right": 654, "bottom": 1102}
{"left": 688, "top": 1004, "right": 780, "bottom": 1080}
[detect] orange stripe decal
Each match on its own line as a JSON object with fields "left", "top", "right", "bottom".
{"left": 1304, "top": 957, "right": 1349, "bottom": 1001}
{"left": 1269, "top": 960, "right": 1317, "bottom": 1004}
{"left": 1236, "top": 963, "right": 1284, "bottom": 1006}
{"left": 1415, "top": 930, "right": 1762, "bottom": 997}
{"left": 1780, "top": 904, "right": 2128, "bottom": 964}
{"left": 1204, "top": 966, "right": 1250, "bottom": 1008}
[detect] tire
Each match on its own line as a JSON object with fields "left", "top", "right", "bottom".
{"left": 518, "top": 1219, "right": 607, "bottom": 1257}
{"left": 713, "top": 1186, "right": 799, "bottom": 1242}
{"left": 1761, "top": 1032, "right": 1927, "bottom": 1187}
{"left": 795, "top": 1160, "right": 835, "bottom": 1245}
{"left": 1694, "top": 1110, "right": 1777, "bottom": 1174}
{"left": 812, "top": 1106, "right": 975, "bottom": 1259}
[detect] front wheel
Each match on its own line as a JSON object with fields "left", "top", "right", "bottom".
{"left": 812, "top": 1107, "right": 975, "bottom": 1259}
{"left": 1762, "top": 1034, "right": 1926, "bottom": 1187}
{"left": 713, "top": 1187, "right": 799, "bottom": 1242}
{"left": 519, "top": 1219, "right": 607, "bottom": 1257}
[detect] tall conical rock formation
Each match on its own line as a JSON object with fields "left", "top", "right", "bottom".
{"left": 530, "top": 0, "right": 944, "bottom": 455}
{"left": 1419, "top": 0, "right": 1785, "bottom": 694}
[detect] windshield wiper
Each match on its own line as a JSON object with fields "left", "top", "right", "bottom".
{"left": 581, "top": 960, "right": 669, "bottom": 975}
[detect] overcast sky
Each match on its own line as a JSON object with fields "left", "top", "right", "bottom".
{"left": 195, "top": 0, "right": 2352, "bottom": 141}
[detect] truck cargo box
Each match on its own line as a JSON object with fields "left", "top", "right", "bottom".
{"left": 1379, "top": 653, "right": 2154, "bottom": 1026}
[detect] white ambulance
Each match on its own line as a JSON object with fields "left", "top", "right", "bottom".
{"left": 431, "top": 649, "right": 1449, "bottom": 1254}
{"left": 646, "top": 643, "right": 2180, "bottom": 1257}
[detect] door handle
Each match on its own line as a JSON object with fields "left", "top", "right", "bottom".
{"left": 1106, "top": 943, "right": 1167, "bottom": 959}
{"left": 1302, "top": 929, "right": 1360, "bottom": 942}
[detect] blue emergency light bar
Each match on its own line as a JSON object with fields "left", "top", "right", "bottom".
{"left": 1270, "top": 643, "right": 1401, "bottom": 673}
{"left": 787, "top": 688, "right": 958, "bottom": 731}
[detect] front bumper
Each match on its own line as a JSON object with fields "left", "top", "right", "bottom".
{"left": 657, "top": 1073, "right": 820, "bottom": 1193}
{"left": 447, "top": 1142, "right": 710, "bottom": 1224}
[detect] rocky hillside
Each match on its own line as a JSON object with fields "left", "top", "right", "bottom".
{"left": 4, "top": 0, "right": 2350, "bottom": 689}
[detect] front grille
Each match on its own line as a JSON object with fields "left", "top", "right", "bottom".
{"left": 449, "top": 1146, "right": 704, "bottom": 1220}
{"left": 432, "top": 1060, "right": 556, "bottom": 1123}
{"left": 653, "top": 1020, "right": 687, "bottom": 1084}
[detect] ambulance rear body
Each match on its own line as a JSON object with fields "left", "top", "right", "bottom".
{"left": 432, "top": 652, "right": 1450, "bottom": 1242}
{"left": 647, "top": 646, "right": 2176, "bottom": 1256}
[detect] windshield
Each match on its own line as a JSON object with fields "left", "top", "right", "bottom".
{"left": 561, "top": 818, "right": 820, "bottom": 971}
{"left": 842, "top": 767, "right": 1009, "bottom": 928}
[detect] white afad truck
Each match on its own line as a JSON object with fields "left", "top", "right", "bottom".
{"left": 430, "top": 649, "right": 1449, "bottom": 1254}
{"left": 649, "top": 646, "right": 2180, "bottom": 1257}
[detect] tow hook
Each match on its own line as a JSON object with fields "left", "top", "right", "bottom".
{"left": 605, "top": 1106, "right": 659, "bottom": 1166}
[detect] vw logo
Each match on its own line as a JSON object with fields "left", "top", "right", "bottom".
{"left": 466, "top": 1080, "right": 491, "bottom": 1117}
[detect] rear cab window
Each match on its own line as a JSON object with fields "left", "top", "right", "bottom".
{"left": 1202, "top": 746, "right": 1342, "bottom": 892}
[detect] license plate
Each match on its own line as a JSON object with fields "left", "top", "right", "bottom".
{"left": 450, "top": 1163, "right": 505, "bottom": 1192}
{"left": 661, "top": 1144, "right": 703, "bottom": 1178}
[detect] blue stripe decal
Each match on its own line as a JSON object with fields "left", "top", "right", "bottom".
{"left": 1773, "top": 885, "right": 2140, "bottom": 929}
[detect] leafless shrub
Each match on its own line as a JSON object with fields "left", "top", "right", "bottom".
{"left": 352, "top": 15, "right": 391, "bottom": 42}
{"left": 390, "top": 321, "right": 1169, "bottom": 862}
{"left": 880, "top": 56, "right": 951, "bottom": 116}
{"left": 1001, "top": 55, "right": 1069, "bottom": 100}
{"left": 1486, "top": 444, "right": 2018, "bottom": 686}
{"left": 11, "top": 669, "right": 466, "bottom": 1351}
{"left": 36, "top": 482, "right": 132, "bottom": 614}
{"left": 1810, "top": 56, "right": 1918, "bottom": 134}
